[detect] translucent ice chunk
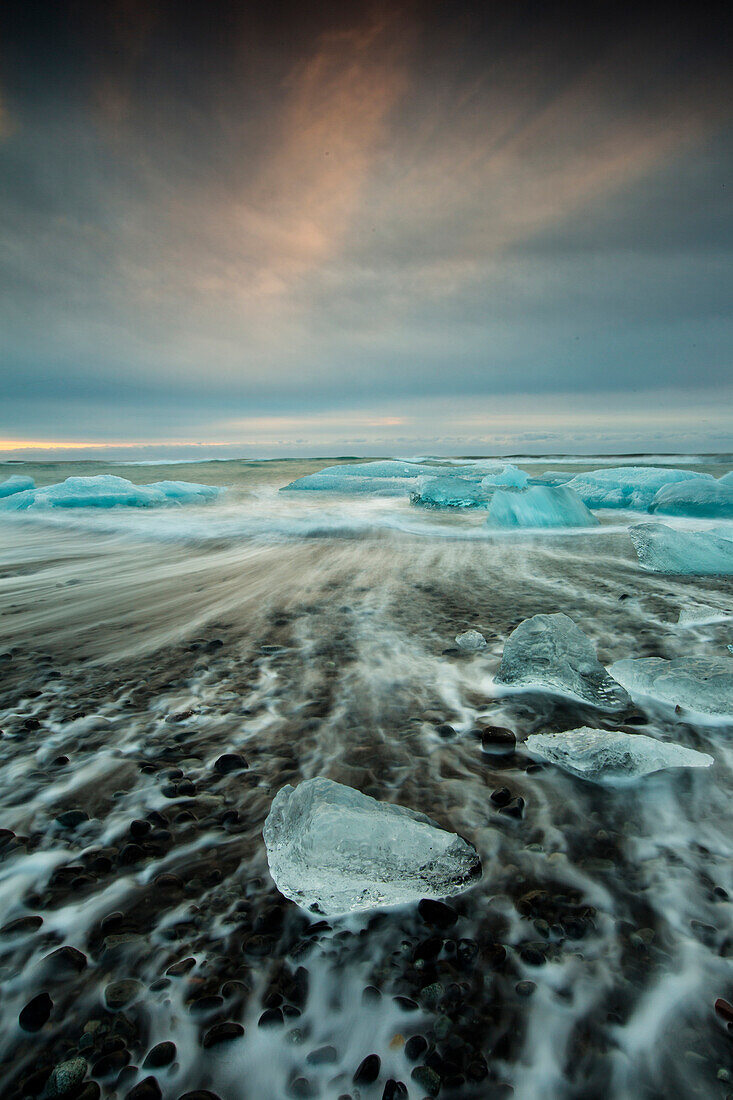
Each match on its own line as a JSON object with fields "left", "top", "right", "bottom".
{"left": 456, "top": 629, "right": 487, "bottom": 650}
{"left": 609, "top": 656, "right": 733, "bottom": 719}
{"left": 411, "top": 476, "right": 492, "bottom": 509}
{"left": 263, "top": 777, "right": 481, "bottom": 916}
{"left": 651, "top": 478, "right": 733, "bottom": 519}
{"left": 282, "top": 460, "right": 452, "bottom": 495}
{"left": 486, "top": 486, "right": 599, "bottom": 529}
{"left": 0, "top": 475, "right": 34, "bottom": 498}
{"left": 677, "top": 603, "right": 732, "bottom": 627}
{"left": 629, "top": 523, "right": 733, "bottom": 575}
{"left": 479, "top": 464, "right": 529, "bottom": 489}
{"left": 495, "top": 613, "right": 630, "bottom": 711}
{"left": 0, "top": 475, "right": 222, "bottom": 510}
{"left": 564, "top": 467, "right": 713, "bottom": 511}
{"left": 525, "top": 727, "right": 713, "bottom": 781}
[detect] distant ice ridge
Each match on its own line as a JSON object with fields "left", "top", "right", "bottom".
{"left": 562, "top": 467, "right": 714, "bottom": 511}
{"left": 629, "top": 523, "right": 733, "bottom": 575}
{"left": 282, "top": 459, "right": 528, "bottom": 498}
{"left": 0, "top": 475, "right": 34, "bottom": 498}
{"left": 651, "top": 478, "right": 733, "bottom": 519}
{"left": 495, "top": 613, "right": 630, "bottom": 711}
{"left": 263, "top": 777, "right": 481, "bottom": 916}
{"left": 486, "top": 486, "right": 598, "bottom": 529}
{"left": 525, "top": 728, "right": 713, "bottom": 781}
{"left": 609, "top": 656, "right": 733, "bottom": 719}
{"left": 0, "top": 475, "right": 223, "bottom": 510}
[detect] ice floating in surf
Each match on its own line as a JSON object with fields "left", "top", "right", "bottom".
{"left": 495, "top": 613, "right": 630, "bottom": 711}
{"left": 456, "top": 629, "right": 487, "bottom": 650}
{"left": 479, "top": 464, "right": 529, "bottom": 489}
{"left": 411, "top": 476, "right": 492, "bottom": 509}
{"left": 525, "top": 727, "right": 713, "bottom": 781}
{"left": 486, "top": 485, "right": 598, "bottom": 529}
{"left": 263, "top": 777, "right": 481, "bottom": 916}
{"left": 650, "top": 477, "right": 733, "bottom": 519}
{"left": 564, "top": 467, "right": 714, "bottom": 511}
{"left": 282, "top": 460, "right": 448, "bottom": 495}
{"left": 629, "top": 523, "right": 733, "bottom": 575}
{"left": 609, "top": 656, "right": 733, "bottom": 720}
{"left": 0, "top": 474, "right": 34, "bottom": 498}
{"left": 0, "top": 474, "right": 223, "bottom": 510}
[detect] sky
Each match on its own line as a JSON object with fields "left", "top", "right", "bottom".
{"left": 1, "top": 0, "right": 732, "bottom": 458}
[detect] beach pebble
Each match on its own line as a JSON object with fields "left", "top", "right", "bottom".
{"left": 19, "top": 991, "right": 52, "bottom": 1031}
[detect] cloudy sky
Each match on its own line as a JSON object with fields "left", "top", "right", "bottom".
{"left": 1, "top": 0, "right": 731, "bottom": 456}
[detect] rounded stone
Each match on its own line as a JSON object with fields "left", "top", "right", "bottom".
{"left": 143, "top": 1041, "right": 177, "bottom": 1068}
{"left": 353, "top": 1055, "right": 381, "bottom": 1084}
{"left": 19, "top": 991, "right": 53, "bottom": 1031}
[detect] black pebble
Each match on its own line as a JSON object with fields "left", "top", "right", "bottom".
{"left": 19, "top": 991, "right": 52, "bottom": 1031}
{"left": 126, "top": 1079, "right": 162, "bottom": 1100}
{"left": 214, "top": 753, "right": 249, "bottom": 774}
{"left": 56, "top": 809, "right": 89, "bottom": 828}
{"left": 130, "top": 819, "right": 152, "bottom": 838}
{"left": 354, "top": 1055, "right": 381, "bottom": 1084}
{"left": 418, "top": 898, "right": 458, "bottom": 929}
{"left": 490, "top": 787, "right": 512, "bottom": 807}
{"left": 92, "top": 1050, "right": 130, "bottom": 1078}
{"left": 382, "top": 1083, "right": 408, "bottom": 1100}
{"left": 481, "top": 726, "right": 516, "bottom": 755}
{"left": 143, "top": 1041, "right": 177, "bottom": 1068}
{"left": 258, "top": 1008, "right": 283, "bottom": 1027}
{"left": 405, "top": 1035, "right": 428, "bottom": 1062}
{"left": 43, "top": 945, "right": 88, "bottom": 974}
{"left": 202, "top": 1022, "right": 244, "bottom": 1048}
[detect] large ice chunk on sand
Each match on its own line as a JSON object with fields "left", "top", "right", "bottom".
{"left": 486, "top": 486, "right": 599, "bottom": 529}
{"left": 456, "top": 629, "right": 487, "bottom": 650}
{"left": 629, "top": 523, "right": 733, "bottom": 575}
{"left": 411, "top": 475, "right": 492, "bottom": 509}
{"left": 0, "top": 475, "right": 35, "bottom": 498}
{"left": 525, "top": 727, "right": 713, "bottom": 781}
{"left": 495, "top": 613, "right": 630, "bottom": 711}
{"left": 0, "top": 475, "right": 222, "bottom": 510}
{"left": 564, "top": 467, "right": 713, "bottom": 511}
{"left": 609, "top": 656, "right": 733, "bottom": 720}
{"left": 263, "top": 777, "right": 481, "bottom": 916}
{"left": 281, "top": 460, "right": 451, "bottom": 495}
{"left": 651, "top": 478, "right": 733, "bottom": 519}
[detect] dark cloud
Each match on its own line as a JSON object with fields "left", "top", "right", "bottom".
{"left": 0, "top": 0, "right": 731, "bottom": 448}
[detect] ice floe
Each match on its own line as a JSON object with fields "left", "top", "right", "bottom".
{"left": 411, "top": 476, "right": 492, "bottom": 509}
{"left": 676, "top": 603, "right": 733, "bottom": 627}
{"left": 0, "top": 475, "right": 223, "bottom": 510}
{"left": 564, "top": 467, "right": 714, "bottom": 511}
{"left": 263, "top": 777, "right": 481, "bottom": 916}
{"left": 609, "top": 656, "right": 733, "bottom": 720}
{"left": 486, "top": 486, "right": 598, "bottom": 529}
{"left": 651, "top": 478, "right": 733, "bottom": 519}
{"left": 495, "top": 612, "right": 630, "bottom": 711}
{"left": 525, "top": 727, "right": 713, "bottom": 781}
{"left": 0, "top": 475, "right": 34, "bottom": 498}
{"left": 629, "top": 523, "right": 733, "bottom": 575}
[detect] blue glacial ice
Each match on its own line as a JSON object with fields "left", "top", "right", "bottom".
{"left": 525, "top": 727, "right": 713, "bottom": 781}
{"left": 563, "top": 466, "right": 714, "bottom": 511}
{"left": 0, "top": 475, "right": 223, "bottom": 511}
{"left": 650, "top": 477, "right": 733, "bottom": 519}
{"left": 479, "top": 464, "right": 529, "bottom": 489}
{"left": 486, "top": 486, "right": 599, "bottom": 529}
{"left": 609, "top": 656, "right": 733, "bottom": 720}
{"left": 495, "top": 612, "right": 630, "bottom": 711}
{"left": 0, "top": 475, "right": 35, "bottom": 498}
{"left": 411, "top": 476, "right": 492, "bottom": 509}
{"left": 677, "top": 602, "right": 732, "bottom": 627}
{"left": 281, "top": 460, "right": 450, "bottom": 495}
{"left": 263, "top": 777, "right": 481, "bottom": 916}
{"left": 629, "top": 523, "right": 733, "bottom": 575}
